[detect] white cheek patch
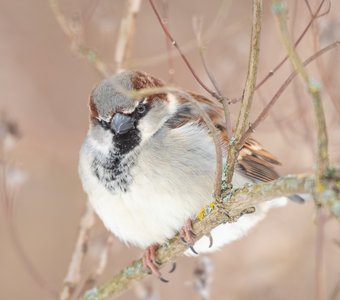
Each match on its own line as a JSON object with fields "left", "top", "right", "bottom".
{"left": 138, "top": 95, "right": 177, "bottom": 142}
{"left": 138, "top": 110, "right": 163, "bottom": 141}
{"left": 89, "top": 125, "right": 113, "bottom": 155}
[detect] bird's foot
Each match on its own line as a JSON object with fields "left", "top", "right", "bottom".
{"left": 179, "top": 219, "right": 198, "bottom": 255}
{"left": 142, "top": 244, "right": 169, "bottom": 283}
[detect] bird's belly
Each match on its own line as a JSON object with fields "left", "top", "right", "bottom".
{"left": 88, "top": 172, "right": 213, "bottom": 248}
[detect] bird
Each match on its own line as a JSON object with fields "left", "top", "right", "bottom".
{"left": 78, "top": 70, "right": 302, "bottom": 281}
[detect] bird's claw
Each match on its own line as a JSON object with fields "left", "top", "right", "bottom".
{"left": 168, "top": 262, "right": 177, "bottom": 273}
{"left": 189, "top": 245, "right": 198, "bottom": 255}
{"left": 159, "top": 276, "right": 169, "bottom": 283}
{"left": 142, "top": 244, "right": 169, "bottom": 283}
{"left": 179, "top": 219, "right": 198, "bottom": 255}
{"left": 206, "top": 232, "right": 213, "bottom": 248}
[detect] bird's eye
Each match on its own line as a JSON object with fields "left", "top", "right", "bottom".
{"left": 136, "top": 103, "right": 146, "bottom": 114}
{"left": 99, "top": 119, "right": 110, "bottom": 129}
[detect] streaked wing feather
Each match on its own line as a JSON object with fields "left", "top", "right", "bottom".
{"left": 237, "top": 139, "right": 281, "bottom": 182}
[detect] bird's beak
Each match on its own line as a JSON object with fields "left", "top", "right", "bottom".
{"left": 110, "top": 113, "right": 135, "bottom": 135}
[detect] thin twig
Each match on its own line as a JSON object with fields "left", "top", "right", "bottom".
{"left": 79, "top": 170, "right": 340, "bottom": 300}
{"left": 132, "top": 0, "right": 240, "bottom": 70}
{"left": 193, "top": 17, "right": 233, "bottom": 140}
{"left": 241, "top": 41, "right": 340, "bottom": 145}
{"left": 234, "top": 0, "right": 262, "bottom": 140}
{"left": 148, "top": 0, "right": 220, "bottom": 99}
{"left": 49, "top": 0, "right": 111, "bottom": 77}
{"left": 255, "top": 0, "right": 327, "bottom": 91}
{"left": 291, "top": 75, "right": 314, "bottom": 148}
{"left": 78, "top": 235, "right": 114, "bottom": 296}
{"left": 224, "top": 0, "right": 263, "bottom": 191}
{"left": 60, "top": 203, "right": 96, "bottom": 300}
{"left": 191, "top": 17, "right": 229, "bottom": 198}
{"left": 256, "top": 89, "right": 291, "bottom": 142}
{"left": 305, "top": 0, "right": 340, "bottom": 116}
{"left": 134, "top": 282, "right": 159, "bottom": 300}
{"left": 115, "top": 0, "right": 143, "bottom": 72}
{"left": 304, "top": 0, "right": 331, "bottom": 20}
{"left": 94, "top": 236, "right": 113, "bottom": 279}
{"left": 80, "top": 0, "right": 100, "bottom": 26}
{"left": 192, "top": 256, "right": 213, "bottom": 300}
{"left": 272, "top": 0, "right": 329, "bottom": 188}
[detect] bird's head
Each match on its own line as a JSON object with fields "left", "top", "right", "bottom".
{"left": 88, "top": 71, "right": 177, "bottom": 154}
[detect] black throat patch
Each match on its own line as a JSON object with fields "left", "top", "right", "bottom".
{"left": 113, "top": 128, "right": 141, "bottom": 155}
{"left": 91, "top": 146, "right": 138, "bottom": 193}
{"left": 90, "top": 102, "right": 149, "bottom": 193}
{"left": 90, "top": 116, "right": 143, "bottom": 193}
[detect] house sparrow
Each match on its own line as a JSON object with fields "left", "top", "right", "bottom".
{"left": 79, "top": 70, "right": 301, "bottom": 280}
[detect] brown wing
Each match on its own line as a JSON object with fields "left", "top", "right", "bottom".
{"left": 166, "top": 91, "right": 281, "bottom": 183}
{"left": 237, "top": 139, "right": 280, "bottom": 182}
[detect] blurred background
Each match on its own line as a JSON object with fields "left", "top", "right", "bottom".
{"left": 0, "top": 0, "right": 340, "bottom": 299}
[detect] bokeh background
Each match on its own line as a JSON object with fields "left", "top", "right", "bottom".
{"left": 1, "top": 0, "right": 340, "bottom": 299}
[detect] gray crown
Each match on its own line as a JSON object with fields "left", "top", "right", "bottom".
{"left": 91, "top": 71, "right": 136, "bottom": 118}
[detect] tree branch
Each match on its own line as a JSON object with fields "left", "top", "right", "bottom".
{"left": 224, "top": 0, "right": 263, "bottom": 193}
{"left": 272, "top": 0, "right": 329, "bottom": 191}
{"left": 80, "top": 168, "right": 340, "bottom": 300}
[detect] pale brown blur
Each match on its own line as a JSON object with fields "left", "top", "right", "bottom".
{"left": 0, "top": 1, "right": 340, "bottom": 300}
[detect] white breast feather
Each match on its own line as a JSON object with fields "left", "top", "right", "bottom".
{"left": 79, "top": 122, "right": 287, "bottom": 252}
